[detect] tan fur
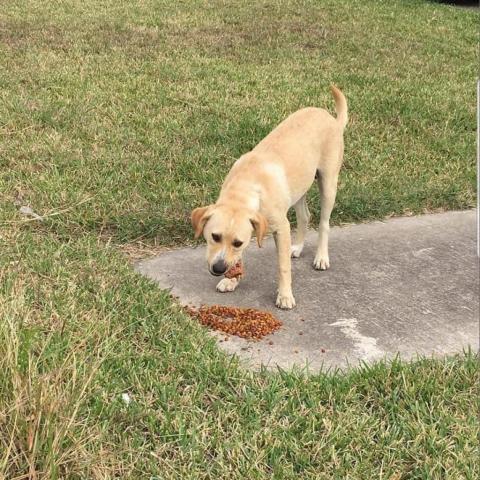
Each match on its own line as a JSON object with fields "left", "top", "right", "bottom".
{"left": 191, "top": 206, "right": 212, "bottom": 239}
{"left": 250, "top": 212, "right": 268, "bottom": 247}
{"left": 191, "top": 85, "right": 348, "bottom": 309}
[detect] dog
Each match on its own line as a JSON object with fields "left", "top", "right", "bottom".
{"left": 191, "top": 85, "right": 347, "bottom": 309}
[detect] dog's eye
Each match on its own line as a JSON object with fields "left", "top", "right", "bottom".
{"left": 212, "top": 233, "right": 222, "bottom": 242}
{"left": 232, "top": 240, "right": 243, "bottom": 248}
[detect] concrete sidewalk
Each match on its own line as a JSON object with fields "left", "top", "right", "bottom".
{"left": 135, "top": 210, "right": 478, "bottom": 371}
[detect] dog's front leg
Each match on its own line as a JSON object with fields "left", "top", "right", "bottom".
{"left": 274, "top": 221, "right": 296, "bottom": 309}
{"left": 216, "top": 277, "right": 240, "bottom": 292}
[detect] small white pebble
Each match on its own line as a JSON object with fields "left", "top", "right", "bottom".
{"left": 121, "top": 393, "right": 131, "bottom": 405}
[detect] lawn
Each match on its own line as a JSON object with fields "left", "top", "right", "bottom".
{"left": 0, "top": 0, "right": 478, "bottom": 478}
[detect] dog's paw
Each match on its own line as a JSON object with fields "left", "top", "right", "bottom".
{"left": 216, "top": 277, "right": 239, "bottom": 292}
{"left": 290, "top": 243, "right": 304, "bottom": 258}
{"left": 313, "top": 254, "right": 330, "bottom": 270}
{"left": 276, "top": 292, "right": 296, "bottom": 309}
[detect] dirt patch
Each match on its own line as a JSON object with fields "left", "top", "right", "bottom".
{"left": 167, "top": 12, "right": 329, "bottom": 54}
{"left": 0, "top": 21, "right": 70, "bottom": 50}
{"left": 0, "top": 20, "right": 162, "bottom": 52}
{"left": 0, "top": 10, "right": 329, "bottom": 56}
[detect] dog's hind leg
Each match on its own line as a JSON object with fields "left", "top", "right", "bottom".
{"left": 291, "top": 195, "right": 310, "bottom": 258}
{"left": 314, "top": 171, "right": 338, "bottom": 270}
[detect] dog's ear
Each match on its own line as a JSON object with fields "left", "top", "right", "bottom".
{"left": 191, "top": 205, "right": 213, "bottom": 239}
{"left": 250, "top": 212, "right": 268, "bottom": 247}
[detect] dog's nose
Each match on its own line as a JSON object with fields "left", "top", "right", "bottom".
{"left": 211, "top": 260, "right": 227, "bottom": 276}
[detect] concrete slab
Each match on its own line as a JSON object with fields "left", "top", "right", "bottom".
{"left": 135, "top": 210, "right": 479, "bottom": 371}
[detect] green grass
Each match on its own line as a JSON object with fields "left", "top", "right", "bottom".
{"left": 0, "top": 0, "right": 478, "bottom": 478}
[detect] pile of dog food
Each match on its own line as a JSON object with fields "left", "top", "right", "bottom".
{"left": 185, "top": 304, "right": 282, "bottom": 340}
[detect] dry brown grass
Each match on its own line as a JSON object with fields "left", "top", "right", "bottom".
{"left": 0, "top": 276, "right": 117, "bottom": 479}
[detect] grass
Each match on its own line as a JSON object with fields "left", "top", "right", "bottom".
{"left": 0, "top": 0, "right": 478, "bottom": 478}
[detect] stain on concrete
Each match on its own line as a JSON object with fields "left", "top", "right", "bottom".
{"left": 329, "top": 318, "right": 384, "bottom": 361}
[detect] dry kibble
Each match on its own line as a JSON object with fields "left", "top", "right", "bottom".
{"left": 185, "top": 304, "right": 282, "bottom": 340}
{"left": 224, "top": 260, "right": 244, "bottom": 279}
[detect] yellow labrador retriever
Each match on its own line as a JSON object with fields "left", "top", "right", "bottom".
{"left": 191, "top": 85, "right": 347, "bottom": 309}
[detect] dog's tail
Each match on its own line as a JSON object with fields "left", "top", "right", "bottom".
{"left": 331, "top": 85, "right": 348, "bottom": 129}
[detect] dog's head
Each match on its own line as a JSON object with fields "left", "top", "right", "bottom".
{"left": 191, "top": 204, "right": 268, "bottom": 276}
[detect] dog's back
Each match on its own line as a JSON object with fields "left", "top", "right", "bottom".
{"left": 251, "top": 86, "right": 347, "bottom": 182}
